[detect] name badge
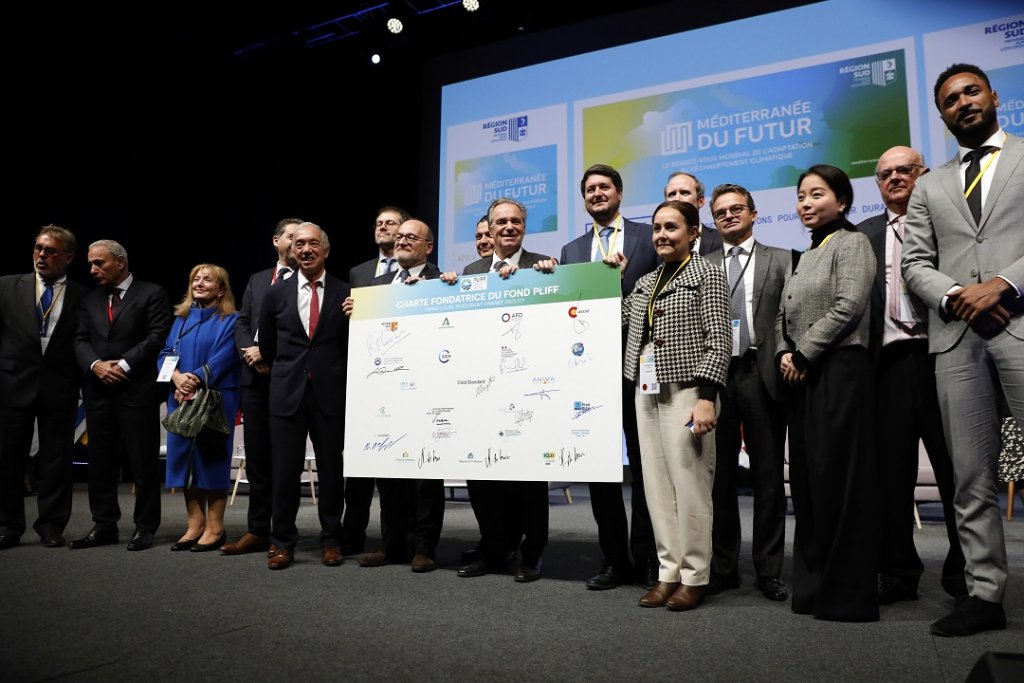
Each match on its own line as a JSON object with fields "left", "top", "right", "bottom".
{"left": 731, "top": 319, "right": 741, "bottom": 356}
{"left": 157, "top": 356, "right": 179, "bottom": 383}
{"left": 638, "top": 344, "right": 659, "bottom": 394}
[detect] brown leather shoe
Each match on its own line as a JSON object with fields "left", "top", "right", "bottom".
{"left": 321, "top": 546, "right": 344, "bottom": 566}
{"left": 267, "top": 545, "right": 292, "bottom": 570}
{"left": 358, "top": 549, "right": 390, "bottom": 567}
{"left": 639, "top": 581, "right": 681, "bottom": 608}
{"left": 221, "top": 532, "right": 270, "bottom": 556}
{"left": 666, "top": 584, "right": 705, "bottom": 611}
{"left": 411, "top": 553, "right": 437, "bottom": 573}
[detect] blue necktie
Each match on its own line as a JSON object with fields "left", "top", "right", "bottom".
{"left": 37, "top": 281, "right": 54, "bottom": 336}
{"left": 598, "top": 226, "right": 614, "bottom": 260}
{"left": 398, "top": 269, "right": 410, "bottom": 282}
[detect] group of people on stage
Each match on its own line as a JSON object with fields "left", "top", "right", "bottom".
{"left": 1, "top": 63, "right": 1020, "bottom": 637}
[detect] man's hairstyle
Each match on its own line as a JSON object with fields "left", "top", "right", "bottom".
{"left": 580, "top": 164, "right": 623, "bottom": 196}
{"left": 665, "top": 171, "right": 705, "bottom": 199}
{"left": 652, "top": 200, "right": 700, "bottom": 230}
{"left": 405, "top": 219, "right": 435, "bottom": 243}
{"left": 36, "top": 224, "right": 76, "bottom": 255}
{"left": 487, "top": 197, "right": 527, "bottom": 224}
{"left": 173, "top": 263, "right": 237, "bottom": 318}
{"left": 274, "top": 218, "right": 303, "bottom": 238}
{"left": 476, "top": 214, "right": 489, "bottom": 226}
{"left": 89, "top": 239, "right": 128, "bottom": 263}
{"left": 933, "top": 63, "right": 991, "bottom": 107}
{"left": 375, "top": 206, "right": 411, "bottom": 225}
{"left": 295, "top": 222, "right": 330, "bottom": 249}
{"left": 710, "top": 183, "right": 756, "bottom": 213}
{"left": 798, "top": 164, "right": 854, "bottom": 218}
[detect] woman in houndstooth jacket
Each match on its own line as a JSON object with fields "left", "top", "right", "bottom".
{"left": 619, "top": 199, "right": 731, "bottom": 611}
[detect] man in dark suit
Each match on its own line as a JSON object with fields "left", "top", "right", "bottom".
{"left": 704, "top": 184, "right": 790, "bottom": 601}
{"left": 0, "top": 226, "right": 86, "bottom": 549}
{"left": 345, "top": 219, "right": 446, "bottom": 573}
{"left": 903, "top": 64, "right": 1023, "bottom": 636}
{"left": 664, "top": 172, "right": 723, "bottom": 256}
{"left": 221, "top": 218, "right": 301, "bottom": 555}
{"left": 558, "top": 163, "right": 659, "bottom": 590}
{"left": 442, "top": 197, "right": 553, "bottom": 582}
{"left": 348, "top": 206, "right": 411, "bottom": 288}
{"left": 260, "top": 222, "right": 350, "bottom": 570}
{"left": 858, "top": 145, "right": 965, "bottom": 607}
{"left": 71, "top": 240, "right": 172, "bottom": 551}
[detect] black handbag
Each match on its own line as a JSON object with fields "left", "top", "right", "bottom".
{"left": 161, "top": 364, "right": 230, "bottom": 438}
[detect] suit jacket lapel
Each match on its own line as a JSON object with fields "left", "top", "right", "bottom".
{"left": 18, "top": 274, "right": 40, "bottom": 337}
{"left": 312, "top": 280, "right": 339, "bottom": 341}
{"left": 621, "top": 220, "right": 640, "bottom": 264}
{"left": 867, "top": 217, "right": 886, "bottom": 303}
{"left": 979, "top": 135, "right": 1024, "bottom": 231}
{"left": 752, "top": 242, "right": 769, "bottom": 318}
{"left": 938, "top": 159, "right": 976, "bottom": 230}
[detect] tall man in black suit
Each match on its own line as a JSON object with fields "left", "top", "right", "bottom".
{"left": 0, "top": 226, "right": 86, "bottom": 549}
{"left": 664, "top": 172, "right": 723, "bottom": 256}
{"left": 859, "top": 145, "right": 966, "bottom": 605}
{"left": 345, "top": 219, "right": 446, "bottom": 573}
{"left": 260, "top": 222, "right": 351, "bottom": 570}
{"left": 558, "top": 163, "right": 659, "bottom": 590}
{"left": 71, "top": 240, "right": 172, "bottom": 551}
{"left": 704, "top": 184, "right": 790, "bottom": 601}
{"left": 348, "top": 206, "right": 411, "bottom": 288}
{"left": 222, "top": 218, "right": 301, "bottom": 555}
{"left": 441, "top": 197, "right": 553, "bottom": 582}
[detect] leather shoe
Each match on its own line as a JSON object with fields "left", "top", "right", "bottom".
{"left": 461, "top": 546, "right": 480, "bottom": 563}
{"left": 515, "top": 560, "right": 542, "bottom": 583}
{"left": 930, "top": 596, "right": 1006, "bottom": 637}
{"left": 411, "top": 553, "right": 437, "bottom": 573}
{"left": 666, "top": 584, "right": 705, "bottom": 611}
{"left": 705, "top": 573, "right": 740, "bottom": 595}
{"left": 127, "top": 529, "right": 155, "bottom": 551}
{"left": 636, "top": 557, "right": 659, "bottom": 590}
{"left": 267, "top": 545, "right": 293, "bottom": 570}
{"left": 220, "top": 532, "right": 270, "bottom": 555}
{"left": 358, "top": 549, "right": 391, "bottom": 567}
{"left": 68, "top": 529, "right": 118, "bottom": 549}
{"left": 639, "top": 581, "right": 681, "bottom": 608}
{"left": 0, "top": 535, "right": 20, "bottom": 550}
{"left": 321, "top": 546, "right": 344, "bottom": 566}
{"left": 586, "top": 562, "right": 631, "bottom": 590}
{"left": 458, "top": 558, "right": 493, "bottom": 578}
{"left": 878, "top": 578, "right": 918, "bottom": 605}
{"left": 170, "top": 537, "right": 201, "bottom": 552}
{"left": 191, "top": 531, "right": 226, "bottom": 553}
{"left": 757, "top": 577, "right": 789, "bottom": 602}
{"left": 40, "top": 534, "right": 65, "bottom": 548}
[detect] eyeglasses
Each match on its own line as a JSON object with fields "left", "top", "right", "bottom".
{"left": 394, "top": 233, "right": 430, "bottom": 244}
{"left": 375, "top": 219, "right": 401, "bottom": 228}
{"left": 875, "top": 164, "right": 923, "bottom": 182}
{"left": 33, "top": 244, "right": 63, "bottom": 257}
{"left": 712, "top": 204, "right": 749, "bottom": 222}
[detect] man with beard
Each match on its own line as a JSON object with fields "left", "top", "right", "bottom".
{"left": 903, "top": 63, "right": 1023, "bottom": 636}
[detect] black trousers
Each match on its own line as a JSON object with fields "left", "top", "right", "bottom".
{"left": 269, "top": 386, "right": 345, "bottom": 549}
{"left": 342, "top": 476, "right": 375, "bottom": 552}
{"left": 876, "top": 340, "right": 965, "bottom": 594}
{"left": 467, "top": 479, "right": 548, "bottom": 565}
{"left": 240, "top": 379, "right": 273, "bottom": 538}
{"left": 378, "top": 477, "right": 445, "bottom": 559}
{"left": 84, "top": 402, "right": 161, "bottom": 534}
{"left": 711, "top": 352, "right": 787, "bottom": 580}
{"left": 0, "top": 401, "right": 75, "bottom": 538}
{"left": 587, "top": 377, "right": 656, "bottom": 570}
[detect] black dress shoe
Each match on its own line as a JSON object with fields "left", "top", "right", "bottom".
{"left": 40, "top": 534, "right": 65, "bottom": 548}
{"left": 586, "top": 562, "right": 631, "bottom": 590}
{"left": 705, "top": 573, "right": 740, "bottom": 595}
{"left": 878, "top": 578, "right": 918, "bottom": 605}
{"left": 461, "top": 546, "right": 480, "bottom": 563}
{"left": 457, "top": 558, "right": 491, "bottom": 578}
{"left": 756, "top": 577, "right": 789, "bottom": 601}
{"left": 635, "top": 557, "right": 659, "bottom": 590}
{"left": 170, "top": 537, "right": 200, "bottom": 552}
{"left": 126, "top": 529, "right": 155, "bottom": 551}
{"left": 0, "top": 535, "right": 21, "bottom": 550}
{"left": 930, "top": 596, "right": 1006, "bottom": 637}
{"left": 190, "top": 531, "right": 226, "bottom": 552}
{"left": 68, "top": 529, "right": 119, "bottom": 549}
{"left": 515, "top": 560, "right": 542, "bottom": 583}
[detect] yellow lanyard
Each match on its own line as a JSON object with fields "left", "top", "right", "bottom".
{"left": 646, "top": 255, "right": 691, "bottom": 328}
{"left": 815, "top": 231, "right": 837, "bottom": 250}
{"left": 964, "top": 149, "right": 1000, "bottom": 201}
{"left": 592, "top": 215, "right": 622, "bottom": 261}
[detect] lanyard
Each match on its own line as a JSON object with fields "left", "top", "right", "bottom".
{"left": 592, "top": 215, "right": 622, "bottom": 261}
{"left": 172, "top": 308, "right": 209, "bottom": 354}
{"left": 815, "top": 231, "right": 838, "bottom": 250}
{"left": 646, "top": 255, "right": 691, "bottom": 329}
{"left": 964, "top": 149, "right": 1000, "bottom": 201}
{"left": 36, "top": 280, "right": 64, "bottom": 332}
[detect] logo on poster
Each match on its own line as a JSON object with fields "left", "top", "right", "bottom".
{"left": 661, "top": 121, "right": 694, "bottom": 154}
{"left": 483, "top": 115, "right": 529, "bottom": 142}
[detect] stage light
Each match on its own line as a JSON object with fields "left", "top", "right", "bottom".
{"left": 386, "top": 18, "right": 403, "bottom": 34}
{"left": 370, "top": 53, "right": 381, "bottom": 64}
{"left": 463, "top": 0, "right": 480, "bottom": 11}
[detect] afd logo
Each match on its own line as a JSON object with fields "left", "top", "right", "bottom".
{"left": 661, "top": 121, "right": 694, "bottom": 155}
{"left": 483, "top": 115, "right": 529, "bottom": 143}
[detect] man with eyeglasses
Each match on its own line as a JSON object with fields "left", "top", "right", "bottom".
{"left": 344, "top": 219, "right": 445, "bottom": 572}
{"left": 0, "top": 226, "right": 86, "bottom": 550}
{"left": 663, "top": 172, "right": 723, "bottom": 256}
{"left": 857, "top": 146, "right": 966, "bottom": 609}
{"left": 348, "top": 206, "right": 411, "bottom": 288}
{"left": 703, "top": 185, "right": 791, "bottom": 601}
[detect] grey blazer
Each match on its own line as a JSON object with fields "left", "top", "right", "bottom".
{"left": 775, "top": 228, "right": 874, "bottom": 364}
{"left": 706, "top": 241, "right": 791, "bottom": 401}
{"left": 902, "top": 132, "right": 1024, "bottom": 353}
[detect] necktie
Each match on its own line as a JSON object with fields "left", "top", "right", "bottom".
{"left": 307, "top": 281, "right": 320, "bottom": 339}
{"left": 107, "top": 288, "right": 121, "bottom": 325}
{"left": 597, "top": 226, "right": 614, "bottom": 261}
{"left": 398, "top": 269, "right": 410, "bottom": 282}
{"left": 964, "top": 145, "right": 995, "bottom": 225}
{"left": 385, "top": 258, "right": 397, "bottom": 274}
{"left": 728, "top": 246, "right": 750, "bottom": 356}
{"left": 888, "top": 216, "right": 924, "bottom": 327}
{"left": 493, "top": 260, "right": 508, "bottom": 272}
{"left": 37, "top": 280, "right": 54, "bottom": 336}
{"left": 274, "top": 266, "right": 290, "bottom": 284}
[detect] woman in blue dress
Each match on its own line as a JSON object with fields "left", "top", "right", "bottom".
{"left": 158, "top": 264, "right": 240, "bottom": 552}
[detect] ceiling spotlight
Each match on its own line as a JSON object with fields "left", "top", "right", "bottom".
{"left": 370, "top": 53, "right": 381, "bottom": 64}
{"left": 386, "top": 18, "right": 403, "bottom": 34}
{"left": 463, "top": 0, "right": 480, "bottom": 10}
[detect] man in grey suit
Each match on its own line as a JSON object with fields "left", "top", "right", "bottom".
{"left": 664, "top": 172, "right": 723, "bottom": 256}
{"left": 704, "top": 184, "right": 790, "bottom": 601}
{"left": 903, "top": 63, "right": 1023, "bottom": 636}
{"left": 858, "top": 146, "right": 965, "bottom": 605}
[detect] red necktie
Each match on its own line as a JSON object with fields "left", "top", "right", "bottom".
{"left": 107, "top": 288, "right": 121, "bottom": 324}
{"left": 308, "top": 281, "right": 320, "bottom": 339}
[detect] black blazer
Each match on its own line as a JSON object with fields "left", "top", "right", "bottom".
{"left": 258, "top": 272, "right": 351, "bottom": 418}
{"left": 234, "top": 266, "right": 283, "bottom": 388}
{"left": 699, "top": 224, "right": 723, "bottom": 256}
{"left": 461, "top": 249, "right": 551, "bottom": 275}
{"left": 368, "top": 262, "right": 441, "bottom": 286}
{"left": 559, "top": 218, "right": 659, "bottom": 295}
{"left": 349, "top": 258, "right": 381, "bottom": 288}
{"left": 0, "top": 273, "right": 86, "bottom": 410}
{"left": 74, "top": 278, "right": 172, "bottom": 408}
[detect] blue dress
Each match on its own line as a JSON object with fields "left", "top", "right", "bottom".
{"left": 158, "top": 306, "right": 241, "bottom": 489}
